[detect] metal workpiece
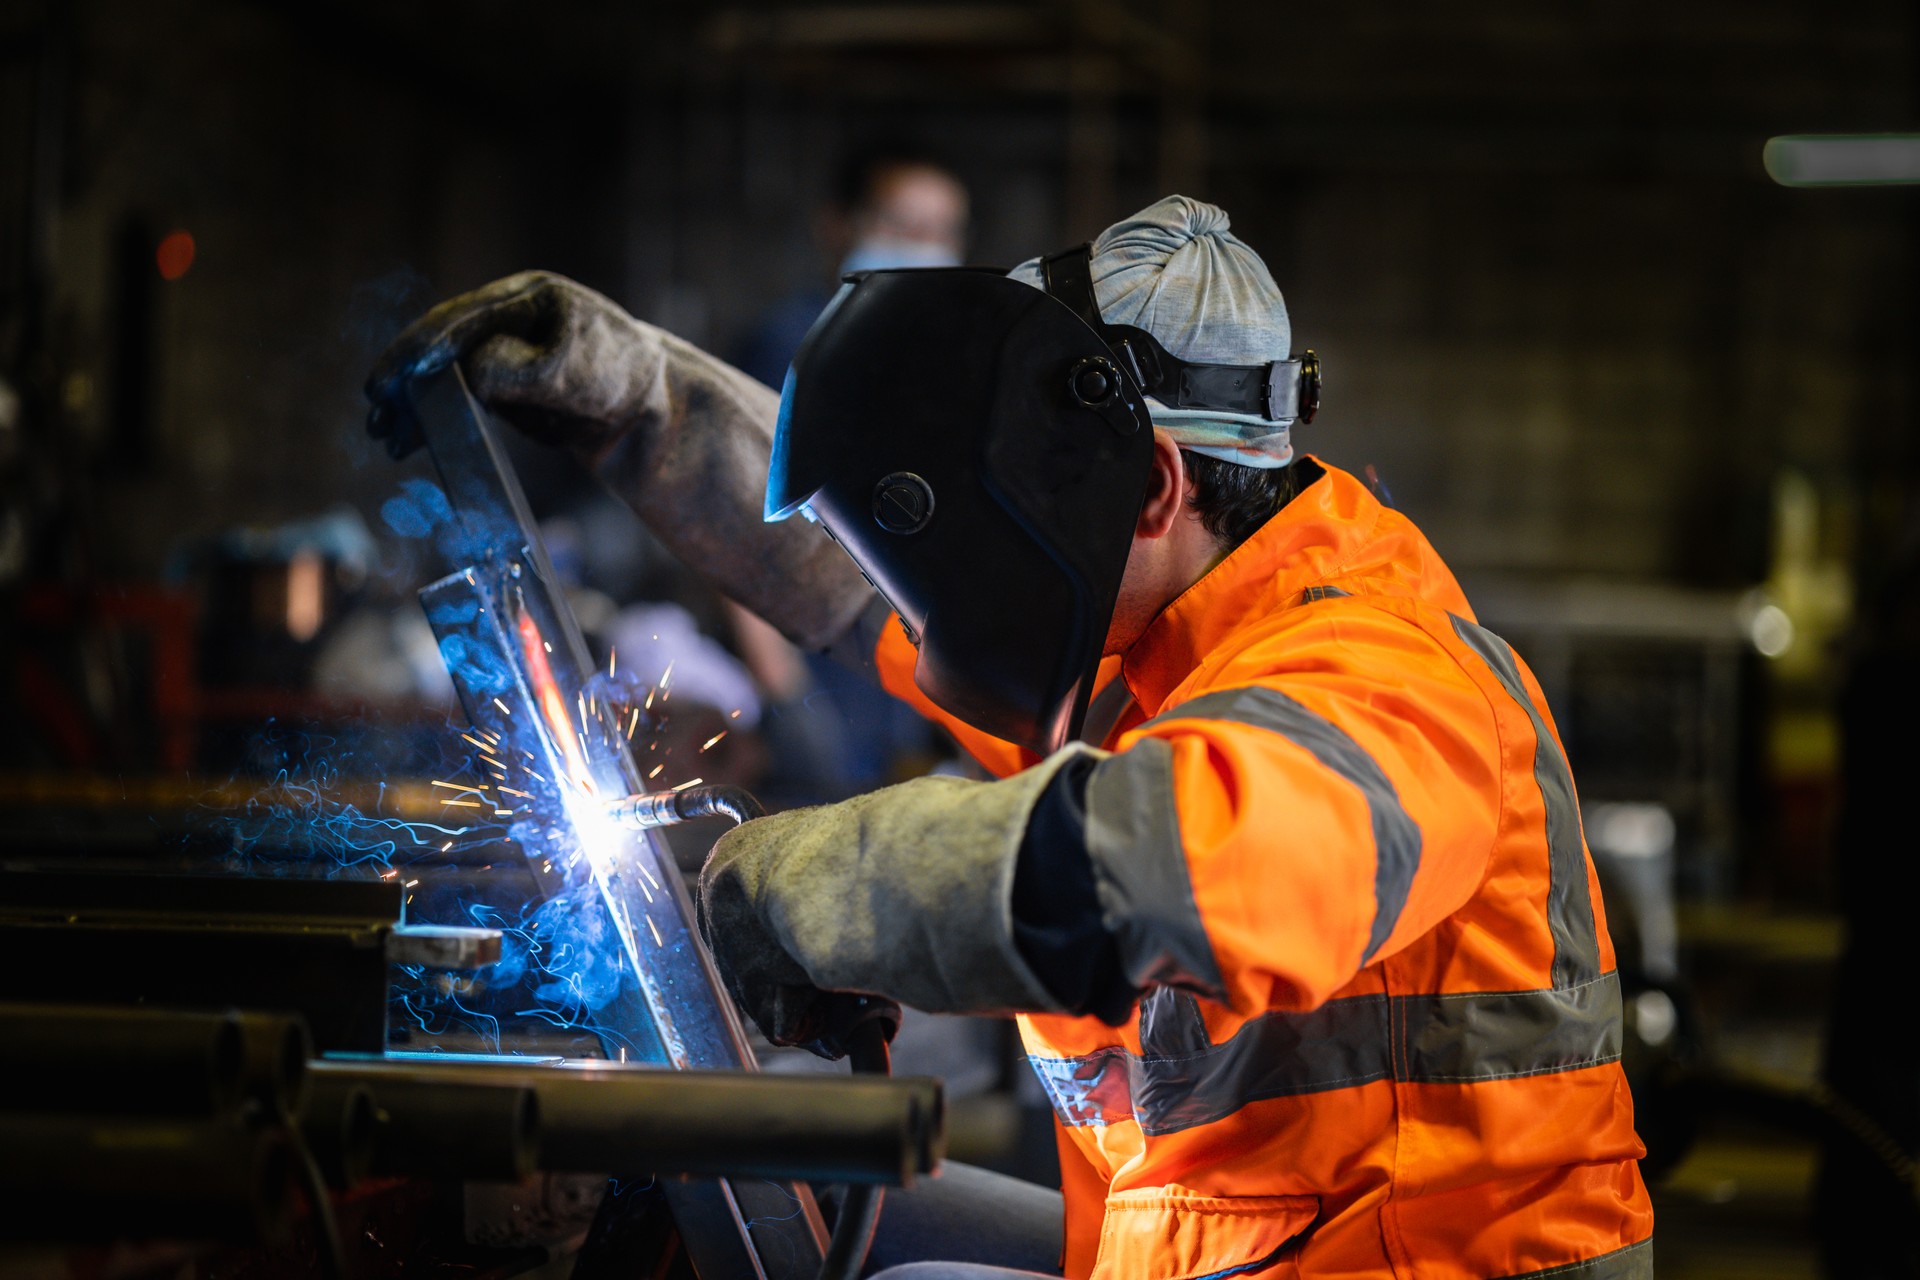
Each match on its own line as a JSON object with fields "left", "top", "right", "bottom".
{"left": 0, "top": 1114, "right": 298, "bottom": 1243}
{"left": 385, "top": 923, "right": 504, "bottom": 969}
{"left": 411, "top": 366, "right": 829, "bottom": 1277}
{"left": 312, "top": 1058, "right": 946, "bottom": 1187}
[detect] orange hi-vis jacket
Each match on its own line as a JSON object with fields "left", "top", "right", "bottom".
{"left": 871, "top": 459, "right": 1653, "bottom": 1280}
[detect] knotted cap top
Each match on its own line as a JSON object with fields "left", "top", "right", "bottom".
{"left": 1010, "top": 195, "right": 1297, "bottom": 468}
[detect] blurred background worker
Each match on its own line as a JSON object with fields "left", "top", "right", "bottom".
{"left": 732, "top": 145, "right": 972, "bottom": 804}
{"left": 366, "top": 195, "right": 1651, "bottom": 1280}
{"left": 734, "top": 144, "right": 971, "bottom": 392}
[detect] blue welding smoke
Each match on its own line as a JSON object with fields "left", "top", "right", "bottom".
{"left": 193, "top": 464, "right": 686, "bottom": 1058}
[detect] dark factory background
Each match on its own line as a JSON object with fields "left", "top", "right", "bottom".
{"left": 2, "top": 2, "right": 1916, "bottom": 1277}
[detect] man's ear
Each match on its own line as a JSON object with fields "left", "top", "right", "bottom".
{"left": 1135, "top": 428, "right": 1187, "bottom": 540}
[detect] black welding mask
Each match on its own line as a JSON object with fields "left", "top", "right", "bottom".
{"left": 765, "top": 248, "right": 1321, "bottom": 754}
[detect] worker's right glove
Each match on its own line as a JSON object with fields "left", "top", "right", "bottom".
{"left": 364, "top": 272, "right": 874, "bottom": 651}
{"left": 698, "top": 749, "right": 1099, "bottom": 1059}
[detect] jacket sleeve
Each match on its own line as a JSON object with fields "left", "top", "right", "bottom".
{"left": 1074, "top": 608, "right": 1505, "bottom": 1016}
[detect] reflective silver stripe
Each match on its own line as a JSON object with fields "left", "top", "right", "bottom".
{"left": 1493, "top": 1238, "right": 1652, "bottom": 1280}
{"left": 1078, "top": 675, "right": 1139, "bottom": 747}
{"left": 1086, "top": 741, "right": 1227, "bottom": 999}
{"left": 1029, "top": 971, "right": 1622, "bottom": 1134}
{"left": 1447, "top": 616, "right": 1601, "bottom": 988}
{"left": 1136, "top": 686, "right": 1421, "bottom": 964}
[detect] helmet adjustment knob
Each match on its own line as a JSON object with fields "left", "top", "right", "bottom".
{"left": 872, "top": 472, "right": 935, "bottom": 535}
{"left": 1069, "top": 357, "right": 1120, "bottom": 408}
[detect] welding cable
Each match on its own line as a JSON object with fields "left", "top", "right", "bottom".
{"left": 819, "top": 1018, "right": 893, "bottom": 1280}
{"left": 288, "top": 1130, "right": 350, "bottom": 1280}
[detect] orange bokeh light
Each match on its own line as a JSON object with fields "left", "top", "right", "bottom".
{"left": 156, "top": 230, "right": 195, "bottom": 281}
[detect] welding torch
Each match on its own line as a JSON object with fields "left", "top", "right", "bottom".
{"left": 603, "top": 784, "right": 766, "bottom": 830}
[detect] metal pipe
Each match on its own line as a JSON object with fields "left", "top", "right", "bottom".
{"left": 0, "top": 1115, "right": 297, "bottom": 1243}
{"left": 0, "top": 1004, "right": 245, "bottom": 1115}
{"left": 308, "top": 1071, "right": 540, "bottom": 1182}
{"left": 237, "top": 1012, "right": 312, "bottom": 1115}
{"left": 295, "top": 1077, "right": 379, "bottom": 1189}
{"left": 312, "top": 1059, "right": 942, "bottom": 1186}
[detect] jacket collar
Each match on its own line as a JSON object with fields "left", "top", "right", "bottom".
{"left": 1119, "top": 458, "right": 1452, "bottom": 715}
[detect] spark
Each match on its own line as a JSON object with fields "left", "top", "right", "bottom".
{"left": 442, "top": 799, "right": 483, "bottom": 808}
{"left": 609, "top": 648, "right": 617, "bottom": 678}
{"left": 441, "top": 841, "right": 453, "bottom": 852}
{"left": 525, "top": 767, "right": 546, "bottom": 783}
{"left": 647, "top": 764, "right": 664, "bottom": 779}
{"left": 645, "top": 689, "right": 655, "bottom": 711}
{"left": 619, "top": 1047, "right": 627, "bottom": 1063}
{"left": 646, "top": 916, "right": 664, "bottom": 948}
{"left": 544, "top": 641, "right": 552, "bottom": 652}
{"left": 460, "top": 733, "right": 489, "bottom": 751}
{"left": 498, "top": 786, "right": 532, "bottom": 799}
{"left": 431, "top": 779, "right": 485, "bottom": 792}
{"left": 382, "top": 869, "right": 399, "bottom": 879}
{"left": 492, "top": 697, "right": 512, "bottom": 715}
{"left": 493, "top": 808, "right": 514, "bottom": 817}
{"left": 730, "top": 709, "right": 742, "bottom": 719}
{"left": 659, "top": 661, "right": 673, "bottom": 690}
{"left": 626, "top": 707, "right": 640, "bottom": 739}
{"left": 405, "top": 879, "right": 419, "bottom": 888}
{"left": 700, "top": 731, "right": 727, "bottom": 752}
{"left": 670, "top": 777, "right": 704, "bottom": 792}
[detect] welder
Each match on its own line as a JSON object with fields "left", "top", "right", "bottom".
{"left": 368, "top": 196, "right": 1653, "bottom": 1280}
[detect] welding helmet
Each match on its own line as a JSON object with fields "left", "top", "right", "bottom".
{"left": 765, "top": 246, "right": 1320, "bottom": 754}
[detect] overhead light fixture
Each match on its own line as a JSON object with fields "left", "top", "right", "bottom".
{"left": 1763, "top": 134, "right": 1920, "bottom": 187}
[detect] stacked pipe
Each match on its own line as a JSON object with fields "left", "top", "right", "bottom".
{"left": 0, "top": 1004, "right": 344, "bottom": 1244}
{"left": 310, "top": 1057, "right": 945, "bottom": 1187}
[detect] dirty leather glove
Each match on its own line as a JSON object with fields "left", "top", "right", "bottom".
{"left": 698, "top": 747, "right": 1099, "bottom": 1058}
{"left": 364, "top": 271, "right": 873, "bottom": 650}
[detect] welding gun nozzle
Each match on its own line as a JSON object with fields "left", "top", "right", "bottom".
{"left": 603, "top": 785, "right": 766, "bottom": 831}
{"left": 604, "top": 792, "right": 686, "bottom": 830}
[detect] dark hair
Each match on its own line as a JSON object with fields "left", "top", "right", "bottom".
{"left": 831, "top": 142, "right": 954, "bottom": 213}
{"left": 1182, "top": 452, "right": 1306, "bottom": 550}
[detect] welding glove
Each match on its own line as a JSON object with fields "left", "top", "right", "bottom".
{"left": 365, "top": 272, "right": 873, "bottom": 650}
{"left": 698, "top": 748, "right": 1097, "bottom": 1059}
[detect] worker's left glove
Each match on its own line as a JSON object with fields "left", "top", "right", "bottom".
{"left": 698, "top": 750, "right": 1093, "bottom": 1059}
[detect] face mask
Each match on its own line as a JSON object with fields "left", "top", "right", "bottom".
{"left": 838, "top": 237, "right": 963, "bottom": 274}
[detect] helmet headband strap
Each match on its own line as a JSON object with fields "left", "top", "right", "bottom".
{"left": 1040, "top": 243, "right": 1320, "bottom": 425}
